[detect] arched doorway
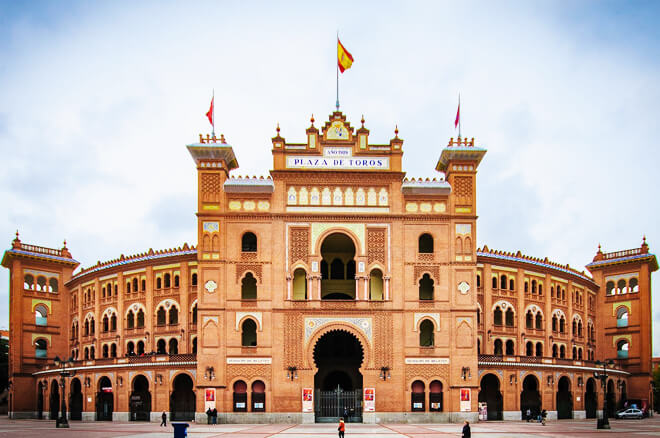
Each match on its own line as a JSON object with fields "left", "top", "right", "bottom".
{"left": 606, "top": 379, "right": 616, "bottom": 418}
{"left": 170, "top": 374, "right": 195, "bottom": 421}
{"left": 313, "top": 330, "right": 364, "bottom": 422}
{"left": 96, "top": 377, "right": 113, "bottom": 421}
{"left": 556, "top": 376, "right": 573, "bottom": 419}
{"left": 618, "top": 380, "right": 627, "bottom": 410}
{"left": 320, "top": 233, "right": 356, "bottom": 300}
{"left": 37, "top": 381, "right": 44, "bottom": 419}
{"left": 478, "top": 374, "right": 503, "bottom": 420}
{"left": 429, "top": 380, "right": 443, "bottom": 412}
{"left": 130, "top": 375, "right": 151, "bottom": 421}
{"left": 585, "top": 378, "right": 597, "bottom": 418}
{"left": 520, "top": 375, "right": 541, "bottom": 420}
{"left": 69, "top": 378, "right": 83, "bottom": 421}
{"left": 49, "top": 380, "right": 59, "bottom": 421}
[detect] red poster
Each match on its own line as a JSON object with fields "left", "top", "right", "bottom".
{"left": 205, "top": 389, "right": 215, "bottom": 401}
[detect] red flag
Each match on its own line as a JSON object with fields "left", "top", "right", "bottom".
{"left": 454, "top": 99, "right": 460, "bottom": 129}
{"left": 206, "top": 97, "right": 214, "bottom": 127}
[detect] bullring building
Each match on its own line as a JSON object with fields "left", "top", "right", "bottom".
{"left": 3, "top": 111, "right": 656, "bottom": 423}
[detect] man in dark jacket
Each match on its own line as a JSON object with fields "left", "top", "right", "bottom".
{"left": 462, "top": 420, "right": 471, "bottom": 438}
{"left": 160, "top": 411, "right": 167, "bottom": 427}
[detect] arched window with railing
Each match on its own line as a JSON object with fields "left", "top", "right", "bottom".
{"left": 419, "top": 319, "right": 435, "bottom": 347}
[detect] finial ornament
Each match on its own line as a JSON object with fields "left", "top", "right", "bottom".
{"left": 310, "top": 114, "right": 315, "bottom": 126}
{"left": 394, "top": 124, "right": 399, "bottom": 138}
{"left": 15, "top": 230, "right": 19, "bottom": 239}
{"left": 643, "top": 235, "right": 647, "bottom": 244}
{"left": 276, "top": 123, "right": 280, "bottom": 135}
{"left": 361, "top": 115, "right": 365, "bottom": 127}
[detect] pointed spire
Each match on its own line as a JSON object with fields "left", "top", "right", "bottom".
{"left": 394, "top": 124, "right": 399, "bottom": 138}
{"left": 361, "top": 115, "right": 365, "bottom": 128}
{"left": 12, "top": 230, "right": 21, "bottom": 249}
{"left": 641, "top": 235, "right": 649, "bottom": 253}
{"left": 276, "top": 122, "right": 280, "bottom": 135}
{"left": 310, "top": 114, "right": 315, "bottom": 127}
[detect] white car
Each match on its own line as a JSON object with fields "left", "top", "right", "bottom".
{"left": 615, "top": 408, "right": 643, "bottom": 419}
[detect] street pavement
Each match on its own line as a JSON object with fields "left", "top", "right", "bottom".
{"left": 0, "top": 417, "right": 660, "bottom": 437}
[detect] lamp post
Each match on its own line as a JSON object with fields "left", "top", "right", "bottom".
{"left": 593, "top": 359, "right": 614, "bottom": 429}
{"left": 53, "top": 355, "right": 76, "bottom": 428}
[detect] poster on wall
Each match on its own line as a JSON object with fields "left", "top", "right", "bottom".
{"left": 460, "top": 388, "right": 471, "bottom": 412}
{"left": 302, "top": 388, "right": 314, "bottom": 412}
{"left": 205, "top": 388, "right": 216, "bottom": 411}
{"left": 478, "top": 402, "right": 487, "bottom": 420}
{"left": 364, "top": 388, "right": 375, "bottom": 412}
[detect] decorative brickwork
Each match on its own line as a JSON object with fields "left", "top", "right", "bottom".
{"left": 414, "top": 265, "right": 440, "bottom": 284}
{"left": 454, "top": 176, "right": 472, "bottom": 205}
{"left": 201, "top": 173, "right": 221, "bottom": 203}
{"left": 227, "top": 364, "right": 271, "bottom": 381}
{"left": 236, "top": 263, "right": 262, "bottom": 283}
{"left": 284, "top": 313, "right": 303, "bottom": 368}
{"left": 405, "top": 364, "right": 450, "bottom": 381}
{"left": 374, "top": 313, "right": 393, "bottom": 369}
{"left": 289, "top": 227, "right": 309, "bottom": 266}
{"left": 367, "top": 228, "right": 386, "bottom": 266}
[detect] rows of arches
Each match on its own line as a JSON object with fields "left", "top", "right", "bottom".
{"left": 410, "top": 380, "right": 444, "bottom": 412}
{"left": 24, "top": 274, "right": 58, "bottom": 292}
{"left": 606, "top": 277, "right": 639, "bottom": 295}
{"left": 232, "top": 380, "right": 267, "bottom": 412}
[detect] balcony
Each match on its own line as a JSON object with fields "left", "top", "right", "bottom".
{"left": 154, "top": 324, "right": 179, "bottom": 334}
{"left": 124, "top": 327, "right": 146, "bottom": 337}
{"left": 478, "top": 354, "right": 603, "bottom": 369}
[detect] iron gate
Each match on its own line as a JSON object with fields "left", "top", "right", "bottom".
{"left": 315, "top": 388, "right": 362, "bottom": 423}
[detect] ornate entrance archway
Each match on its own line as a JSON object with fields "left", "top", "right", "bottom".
{"left": 520, "top": 374, "right": 541, "bottom": 420}
{"left": 313, "top": 329, "right": 364, "bottom": 423}
{"left": 556, "top": 376, "right": 573, "bottom": 419}
{"left": 478, "top": 373, "right": 503, "bottom": 420}
{"left": 585, "top": 378, "right": 597, "bottom": 418}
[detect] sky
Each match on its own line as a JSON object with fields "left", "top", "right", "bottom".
{"left": 0, "top": 1, "right": 659, "bottom": 352}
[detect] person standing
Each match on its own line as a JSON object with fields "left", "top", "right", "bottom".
{"left": 337, "top": 417, "right": 345, "bottom": 438}
{"left": 160, "top": 411, "right": 167, "bottom": 427}
{"left": 212, "top": 408, "right": 218, "bottom": 424}
{"left": 206, "top": 407, "right": 212, "bottom": 424}
{"left": 462, "top": 420, "right": 471, "bottom": 438}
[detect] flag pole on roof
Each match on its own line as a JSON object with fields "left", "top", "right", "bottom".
{"left": 337, "top": 33, "right": 354, "bottom": 111}
{"left": 206, "top": 90, "right": 215, "bottom": 138}
{"left": 455, "top": 93, "right": 461, "bottom": 138}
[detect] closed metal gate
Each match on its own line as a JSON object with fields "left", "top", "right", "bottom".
{"left": 315, "top": 388, "right": 362, "bottom": 423}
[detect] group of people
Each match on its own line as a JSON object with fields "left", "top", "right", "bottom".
{"left": 525, "top": 408, "right": 548, "bottom": 425}
{"left": 206, "top": 407, "right": 219, "bottom": 424}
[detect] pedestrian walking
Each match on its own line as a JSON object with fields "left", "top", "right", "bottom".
{"left": 160, "top": 411, "right": 167, "bottom": 427}
{"left": 541, "top": 409, "right": 547, "bottom": 426}
{"left": 206, "top": 407, "right": 212, "bottom": 424}
{"left": 337, "top": 417, "right": 345, "bottom": 438}
{"left": 462, "top": 420, "right": 471, "bottom": 438}
{"left": 212, "top": 408, "right": 218, "bottom": 424}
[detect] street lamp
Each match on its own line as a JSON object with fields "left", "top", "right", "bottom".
{"left": 593, "top": 359, "right": 615, "bottom": 429}
{"left": 53, "top": 355, "right": 76, "bottom": 428}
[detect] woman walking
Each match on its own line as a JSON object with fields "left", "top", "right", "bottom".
{"left": 337, "top": 417, "right": 345, "bottom": 438}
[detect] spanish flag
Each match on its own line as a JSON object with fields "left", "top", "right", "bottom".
{"left": 337, "top": 38, "right": 354, "bottom": 73}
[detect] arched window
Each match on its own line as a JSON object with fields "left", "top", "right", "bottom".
{"left": 137, "top": 310, "right": 145, "bottom": 328}
{"left": 156, "top": 339, "right": 166, "bottom": 354}
{"left": 617, "top": 340, "right": 629, "bottom": 359}
{"left": 127, "top": 311, "right": 135, "bottom": 329}
{"left": 49, "top": 278, "right": 58, "bottom": 293}
{"left": 137, "top": 341, "right": 145, "bottom": 355}
{"left": 174, "top": 275, "right": 179, "bottom": 288}
{"left": 292, "top": 268, "right": 307, "bottom": 300}
{"left": 24, "top": 274, "right": 34, "bottom": 290}
{"left": 233, "top": 380, "right": 248, "bottom": 412}
{"left": 111, "top": 314, "right": 117, "bottom": 331}
{"left": 500, "top": 275, "right": 507, "bottom": 290}
{"left": 525, "top": 282, "right": 529, "bottom": 293}
{"left": 90, "top": 345, "right": 95, "bottom": 359}
{"left": 559, "top": 316, "right": 566, "bottom": 333}
{"left": 330, "top": 258, "right": 344, "bottom": 279}
{"left": 535, "top": 313, "right": 543, "bottom": 329}
{"left": 418, "top": 273, "right": 434, "bottom": 300}
{"left": 629, "top": 277, "right": 639, "bottom": 293}
{"left": 572, "top": 346, "right": 577, "bottom": 359}
{"left": 538, "top": 284, "right": 543, "bottom": 295}
{"left": 241, "top": 273, "right": 257, "bottom": 300}
{"left": 156, "top": 277, "right": 162, "bottom": 289}
{"left": 192, "top": 337, "right": 197, "bottom": 354}
{"left": 369, "top": 269, "right": 383, "bottom": 301}
{"left": 494, "top": 339, "right": 503, "bottom": 356}
{"left": 509, "top": 278, "right": 515, "bottom": 290}
{"left": 164, "top": 273, "right": 171, "bottom": 288}
{"left": 536, "top": 342, "right": 543, "bottom": 357}
{"left": 526, "top": 341, "right": 533, "bottom": 356}
{"left": 90, "top": 317, "right": 95, "bottom": 334}
{"left": 419, "top": 319, "right": 434, "bottom": 347}
{"left": 578, "top": 348, "right": 583, "bottom": 360}
{"left": 241, "top": 319, "right": 257, "bottom": 347}
{"left": 531, "top": 280, "right": 537, "bottom": 294}
{"left": 552, "top": 344, "right": 558, "bottom": 358}
{"left": 616, "top": 307, "right": 629, "bottom": 328}
{"left": 192, "top": 304, "right": 198, "bottom": 325}
{"left": 35, "top": 304, "right": 48, "bottom": 326}
{"left": 126, "top": 281, "right": 131, "bottom": 293}
{"left": 477, "top": 338, "right": 481, "bottom": 354}
{"left": 251, "top": 380, "right": 266, "bottom": 412}
{"left": 411, "top": 380, "right": 425, "bottom": 411}
{"left": 169, "top": 338, "right": 178, "bottom": 355}
{"left": 505, "top": 340, "right": 514, "bottom": 355}
{"left": 552, "top": 315, "right": 558, "bottom": 332}
{"left": 191, "top": 273, "right": 198, "bottom": 286}
{"left": 572, "top": 320, "right": 577, "bottom": 336}
{"left": 84, "top": 319, "right": 89, "bottom": 336}
{"left": 559, "top": 345, "right": 566, "bottom": 358}
{"left": 169, "top": 306, "right": 178, "bottom": 325}
{"left": 102, "top": 344, "right": 109, "bottom": 358}
{"left": 132, "top": 278, "right": 138, "bottom": 292}
{"left": 526, "top": 311, "right": 533, "bottom": 329}
{"left": 494, "top": 307, "right": 503, "bottom": 326}
{"left": 505, "top": 308, "right": 514, "bottom": 327}
{"left": 477, "top": 274, "right": 481, "bottom": 287}
{"left": 127, "top": 341, "right": 135, "bottom": 356}
{"left": 429, "top": 380, "right": 443, "bottom": 412}
{"left": 141, "top": 279, "right": 146, "bottom": 291}
{"left": 157, "top": 307, "right": 166, "bottom": 325}
{"left": 418, "top": 233, "right": 433, "bottom": 253}
{"left": 84, "top": 347, "right": 89, "bottom": 360}
{"left": 35, "top": 339, "right": 48, "bottom": 358}
{"left": 242, "top": 232, "right": 257, "bottom": 252}
{"left": 492, "top": 277, "right": 498, "bottom": 289}
{"left": 578, "top": 321, "right": 583, "bottom": 337}
{"left": 102, "top": 315, "right": 109, "bottom": 332}
{"left": 110, "top": 343, "right": 117, "bottom": 358}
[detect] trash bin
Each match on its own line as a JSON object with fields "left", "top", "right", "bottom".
{"left": 172, "top": 422, "right": 189, "bottom": 438}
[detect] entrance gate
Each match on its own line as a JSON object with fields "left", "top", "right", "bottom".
{"left": 315, "top": 387, "right": 362, "bottom": 423}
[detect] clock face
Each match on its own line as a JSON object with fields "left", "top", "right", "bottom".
{"left": 204, "top": 280, "right": 218, "bottom": 293}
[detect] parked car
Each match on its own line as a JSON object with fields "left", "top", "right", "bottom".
{"left": 615, "top": 408, "right": 644, "bottom": 419}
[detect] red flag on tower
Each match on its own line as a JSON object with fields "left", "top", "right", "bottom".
{"left": 454, "top": 96, "right": 460, "bottom": 129}
{"left": 206, "top": 96, "right": 214, "bottom": 127}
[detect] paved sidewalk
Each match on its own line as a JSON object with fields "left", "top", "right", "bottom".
{"left": 0, "top": 417, "right": 659, "bottom": 437}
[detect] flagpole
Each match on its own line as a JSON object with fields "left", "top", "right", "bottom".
{"left": 212, "top": 89, "right": 215, "bottom": 138}
{"left": 336, "top": 31, "right": 340, "bottom": 111}
{"left": 458, "top": 93, "right": 461, "bottom": 139}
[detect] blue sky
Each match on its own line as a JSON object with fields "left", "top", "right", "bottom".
{"left": 1, "top": 1, "right": 659, "bottom": 352}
